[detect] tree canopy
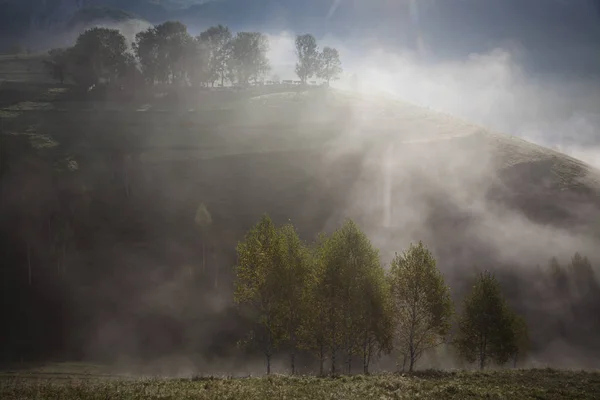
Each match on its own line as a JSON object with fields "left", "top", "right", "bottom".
{"left": 389, "top": 241, "right": 453, "bottom": 372}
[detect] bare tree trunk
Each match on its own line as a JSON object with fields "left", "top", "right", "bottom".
{"left": 214, "top": 254, "right": 219, "bottom": 290}
{"left": 202, "top": 240, "right": 205, "bottom": 274}
{"left": 347, "top": 352, "right": 352, "bottom": 375}
{"left": 319, "top": 344, "right": 325, "bottom": 376}
{"left": 62, "top": 243, "right": 67, "bottom": 275}
{"left": 266, "top": 354, "right": 271, "bottom": 375}
{"left": 291, "top": 352, "right": 296, "bottom": 375}
{"left": 331, "top": 348, "right": 336, "bottom": 376}
{"left": 27, "top": 242, "right": 32, "bottom": 286}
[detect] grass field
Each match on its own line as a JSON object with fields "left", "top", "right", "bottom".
{"left": 1, "top": 367, "right": 599, "bottom": 399}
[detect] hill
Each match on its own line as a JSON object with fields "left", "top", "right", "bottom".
{"left": 1, "top": 72, "right": 600, "bottom": 367}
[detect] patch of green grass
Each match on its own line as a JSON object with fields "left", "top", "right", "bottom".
{"left": 1, "top": 369, "right": 599, "bottom": 399}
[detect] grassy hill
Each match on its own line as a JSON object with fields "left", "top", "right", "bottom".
{"left": 2, "top": 62, "right": 600, "bottom": 367}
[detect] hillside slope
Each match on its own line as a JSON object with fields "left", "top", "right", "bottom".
{"left": 1, "top": 80, "right": 600, "bottom": 366}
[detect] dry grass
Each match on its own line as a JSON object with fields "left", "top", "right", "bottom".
{"left": 1, "top": 368, "right": 599, "bottom": 399}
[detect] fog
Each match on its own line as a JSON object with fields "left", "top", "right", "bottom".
{"left": 267, "top": 31, "right": 600, "bottom": 168}
{"left": 4, "top": 8, "right": 600, "bottom": 375}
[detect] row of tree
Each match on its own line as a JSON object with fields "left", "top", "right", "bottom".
{"left": 44, "top": 22, "right": 343, "bottom": 91}
{"left": 234, "top": 215, "right": 529, "bottom": 375}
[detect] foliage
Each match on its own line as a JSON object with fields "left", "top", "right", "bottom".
{"left": 317, "top": 219, "right": 383, "bottom": 375}
{"left": 228, "top": 32, "right": 271, "bottom": 85}
{"left": 389, "top": 241, "right": 454, "bottom": 372}
{"left": 68, "top": 27, "right": 130, "bottom": 89}
{"left": 455, "top": 271, "right": 520, "bottom": 369}
{"left": 511, "top": 313, "right": 529, "bottom": 367}
{"left": 198, "top": 25, "right": 233, "bottom": 87}
{"left": 233, "top": 214, "right": 285, "bottom": 374}
{"left": 133, "top": 21, "right": 193, "bottom": 85}
{"left": 275, "top": 223, "right": 313, "bottom": 374}
{"left": 317, "top": 46, "right": 342, "bottom": 84}
{"left": 295, "top": 34, "right": 320, "bottom": 84}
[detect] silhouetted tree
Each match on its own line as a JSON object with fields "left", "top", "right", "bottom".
{"left": 295, "top": 34, "right": 319, "bottom": 84}
{"left": 198, "top": 25, "right": 232, "bottom": 87}
{"left": 228, "top": 32, "right": 270, "bottom": 85}
{"left": 317, "top": 46, "right": 342, "bottom": 85}
{"left": 134, "top": 21, "right": 193, "bottom": 86}
{"left": 69, "top": 27, "right": 130, "bottom": 90}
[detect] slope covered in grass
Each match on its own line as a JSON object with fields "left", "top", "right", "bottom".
{"left": 2, "top": 80, "right": 600, "bottom": 367}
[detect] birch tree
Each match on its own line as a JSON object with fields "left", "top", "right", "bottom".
{"left": 233, "top": 214, "right": 285, "bottom": 374}
{"left": 389, "top": 241, "right": 453, "bottom": 372}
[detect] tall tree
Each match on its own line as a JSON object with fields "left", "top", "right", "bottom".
{"left": 318, "top": 219, "right": 381, "bottom": 375}
{"left": 199, "top": 25, "right": 232, "bottom": 87}
{"left": 228, "top": 32, "right": 270, "bottom": 86}
{"left": 295, "top": 34, "right": 319, "bottom": 84}
{"left": 275, "top": 223, "right": 312, "bottom": 375}
{"left": 455, "top": 271, "right": 518, "bottom": 370}
{"left": 233, "top": 214, "right": 284, "bottom": 375}
{"left": 359, "top": 263, "right": 394, "bottom": 374}
{"left": 317, "top": 47, "right": 342, "bottom": 86}
{"left": 511, "top": 314, "right": 529, "bottom": 368}
{"left": 69, "top": 27, "right": 129, "bottom": 89}
{"left": 297, "top": 233, "right": 330, "bottom": 376}
{"left": 389, "top": 241, "right": 454, "bottom": 372}
{"left": 134, "top": 21, "right": 193, "bottom": 86}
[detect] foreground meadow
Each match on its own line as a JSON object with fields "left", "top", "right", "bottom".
{"left": 2, "top": 369, "right": 600, "bottom": 399}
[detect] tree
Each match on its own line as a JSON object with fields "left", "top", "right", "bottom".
{"left": 511, "top": 314, "right": 529, "bottom": 368}
{"left": 228, "top": 32, "right": 270, "bottom": 86}
{"left": 317, "top": 47, "right": 342, "bottom": 85}
{"left": 233, "top": 214, "right": 285, "bottom": 375}
{"left": 295, "top": 34, "right": 319, "bottom": 84}
{"left": 199, "top": 25, "right": 232, "bottom": 87}
{"left": 69, "top": 27, "right": 130, "bottom": 89}
{"left": 317, "top": 219, "right": 382, "bottom": 375}
{"left": 134, "top": 21, "right": 193, "bottom": 86}
{"left": 389, "top": 241, "right": 454, "bottom": 372}
{"left": 43, "top": 48, "right": 69, "bottom": 84}
{"left": 455, "top": 271, "right": 518, "bottom": 370}
{"left": 297, "top": 233, "right": 330, "bottom": 376}
{"left": 275, "top": 223, "right": 312, "bottom": 374}
{"left": 359, "top": 263, "right": 394, "bottom": 374}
